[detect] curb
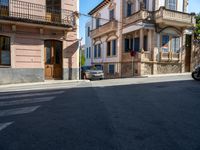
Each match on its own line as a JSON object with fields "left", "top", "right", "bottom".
{"left": 0, "top": 80, "right": 90, "bottom": 88}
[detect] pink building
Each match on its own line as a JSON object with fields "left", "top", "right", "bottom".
{"left": 0, "top": 0, "right": 79, "bottom": 84}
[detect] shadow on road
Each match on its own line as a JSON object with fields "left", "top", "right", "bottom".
{"left": 0, "top": 80, "right": 200, "bottom": 150}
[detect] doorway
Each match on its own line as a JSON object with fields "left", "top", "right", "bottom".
{"left": 185, "top": 35, "right": 192, "bottom": 72}
{"left": 44, "top": 40, "right": 63, "bottom": 79}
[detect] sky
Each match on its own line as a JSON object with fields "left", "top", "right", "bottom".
{"left": 79, "top": 0, "right": 200, "bottom": 44}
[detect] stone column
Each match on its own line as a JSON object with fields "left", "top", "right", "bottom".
{"left": 139, "top": 29, "right": 144, "bottom": 51}
{"left": 181, "top": 33, "right": 186, "bottom": 73}
{"left": 147, "top": 29, "right": 152, "bottom": 51}
{"left": 10, "top": 25, "right": 16, "bottom": 68}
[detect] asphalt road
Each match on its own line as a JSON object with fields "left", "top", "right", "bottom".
{"left": 0, "top": 76, "right": 200, "bottom": 150}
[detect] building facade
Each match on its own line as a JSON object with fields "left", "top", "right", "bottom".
{"left": 84, "top": 21, "right": 92, "bottom": 66}
{"left": 0, "top": 0, "right": 79, "bottom": 84}
{"left": 86, "top": 0, "right": 195, "bottom": 78}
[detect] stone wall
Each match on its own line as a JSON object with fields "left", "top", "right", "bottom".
{"left": 0, "top": 68, "right": 44, "bottom": 85}
{"left": 142, "top": 63, "right": 153, "bottom": 75}
{"left": 157, "top": 63, "right": 181, "bottom": 74}
{"left": 121, "top": 62, "right": 139, "bottom": 77}
{"left": 192, "top": 44, "right": 200, "bottom": 68}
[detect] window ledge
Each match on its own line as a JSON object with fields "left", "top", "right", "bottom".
{"left": 0, "top": 65, "right": 11, "bottom": 68}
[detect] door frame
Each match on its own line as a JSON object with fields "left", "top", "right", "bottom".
{"left": 44, "top": 40, "right": 63, "bottom": 80}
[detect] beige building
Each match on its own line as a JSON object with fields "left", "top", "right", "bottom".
{"left": 0, "top": 0, "right": 79, "bottom": 84}
{"left": 87, "top": 0, "right": 195, "bottom": 78}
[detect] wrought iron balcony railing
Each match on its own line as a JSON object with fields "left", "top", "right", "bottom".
{"left": 0, "top": 0, "right": 76, "bottom": 28}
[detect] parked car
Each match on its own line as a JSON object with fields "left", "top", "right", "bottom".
{"left": 81, "top": 66, "right": 91, "bottom": 79}
{"left": 85, "top": 69, "right": 104, "bottom": 80}
{"left": 81, "top": 65, "right": 104, "bottom": 80}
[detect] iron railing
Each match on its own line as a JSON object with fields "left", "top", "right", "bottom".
{"left": 0, "top": 0, "right": 76, "bottom": 28}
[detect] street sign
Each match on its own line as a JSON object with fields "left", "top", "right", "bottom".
{"left": 130, "top": 51, "right": 136, "bottom": 57}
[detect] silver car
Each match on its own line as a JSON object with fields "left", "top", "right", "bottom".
{"left": 85, "top": 69, "right": 104, "bottom": 80}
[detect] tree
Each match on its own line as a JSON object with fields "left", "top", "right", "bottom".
{"left": 80, "top": 53, "right": 85, "bottom": 66}
{"left": 195, "top": 13, "right": 200, "bottom": 41}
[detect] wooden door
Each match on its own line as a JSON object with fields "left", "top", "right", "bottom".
{"left": 45, "top": 40, "right": 62, "bottom": 79}
{"left": 185, "top": 35, "right": 192, "bottom": 72}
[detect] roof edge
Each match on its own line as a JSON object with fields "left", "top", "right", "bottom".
{"left": 88, "top": 0, "right": 111, "bottom": 15}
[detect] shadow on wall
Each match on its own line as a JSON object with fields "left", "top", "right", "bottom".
{"left": 63, "top": 39, "right": 79, "bottom": 79}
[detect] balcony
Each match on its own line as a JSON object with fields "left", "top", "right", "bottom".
{"left": 155, "top": 7, "right": 195, "bottom": 28}
{"left": 0, "top": 0, "right": 76, "bottom": 28}
{"left": 123, "top": 10, "right": 151, "bottom": 26}
{"left": 91, "top": 20, "right": 117, "bottom": 38}
{"left": 159, "top": 51, "right": 180, "bottom": 62}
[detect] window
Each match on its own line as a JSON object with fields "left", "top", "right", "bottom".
{"left": 87, "top": 27, "right": 90, "bottom": 37}
{"left": 107, "top": 41, "right": 111, "bottom": 56}
{"left": 0, "top": 36, "right": 10, "bottom": 66}
{"left": 162, "top": 35, "right": 170, "bottom": 52}
{"left": 109, "top": 9, "right": 115, "bottom": 20}
{"left": 143, "top": 0, "right": 147, "bottom": 9}
{"left": 134, "top": 38, "right": 140, "bottom": 52}
{"left": 166, "top": 0, "right": 177, "bottom": 10}
{"left": 94, "top": 44, "right": 101, "bottom": 58}
{"left": 0, "top": 0, "right": 9, "bottom": 17}
{"left": 97, "top": 44, "right": 101, "bottom": 58}
{"left": 107, "top": 40, "right": 117, "bottom": 57}
{"left": 0, "top": 0, "right": 9, "bottom": 6}
{"left": 94, "top": 45, "right": 97, "bottom": 58}
{"left": 109, "top": 64, "right": 115, "bottom": 74}
{"left": 124, "top": 38, "right": 133, "bottom": 52}
{"left": 89, "top": 47, "right": 91, "bottom": 58}
{"left": 46, "top": 0, "right": 61, "bottom": 10}
{"left": 171, "top": 36, "right": 180, "bottom": 52}
{"left": 112, "top": 40, "right": 117, "bottom": 56}
{"left": 86, "top": 48, "right": 88, "bottom": 58}
{"left": 96, "top": 18, "right": 100, "bottom": 28}
{"left": 143, "top": 36, "right": 148, "bottom": 51}
{"left": 127, "top": 3, "right": 132, "bottom": 17}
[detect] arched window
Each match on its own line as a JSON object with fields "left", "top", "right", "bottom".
{"left": 0, "top": 36, "right": 10, "bottom": 66}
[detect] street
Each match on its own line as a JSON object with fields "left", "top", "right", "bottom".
{"left": 0, "top": 75, "right": 200, "bottom": 150}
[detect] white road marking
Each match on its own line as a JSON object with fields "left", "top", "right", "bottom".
{"left": 0, "top": 97, "right": 54, "bottom": 107}
{"left": 0, "top": 106, "right": 40, "bottom": 117}
{"left": 0, "top": 91, "right": 64, "bottom": 100}
{"left": 0, "top": 122, "right": 13, "bottom": 132}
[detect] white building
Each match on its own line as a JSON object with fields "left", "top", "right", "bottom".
{"left": 86, "top": 0, "right": 195, "bottom": 78}
{"left": 84, "top": 21, "right": 92, "bottom": 66}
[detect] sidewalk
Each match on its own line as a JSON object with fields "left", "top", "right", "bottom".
{"left": 147, "top": 72, "right": 191, "bottom": 78}
{"left": 0, "top": 80, "right": 90, "bottom": 88}
{"left": 0, "top": 73, "right": 191, "bottom": 88}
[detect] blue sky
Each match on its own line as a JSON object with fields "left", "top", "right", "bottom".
{"left": 79, "top": 0, "right": 200, "bottom": 44}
